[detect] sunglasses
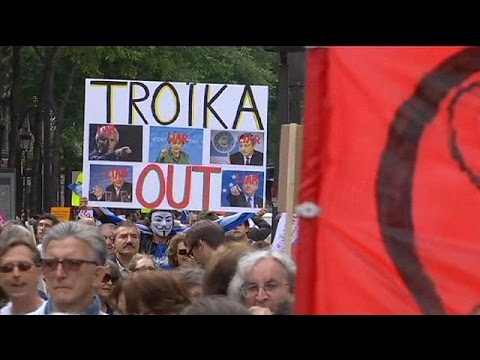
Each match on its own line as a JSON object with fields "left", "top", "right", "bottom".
{"left": 0, "top": 261, "right": 37, "bottom": 273}
{"left": 102, "top": 273, "right": 119, "bottom": 284}
{"left": 187, "top": 241, "right": 200, "bottom": 258}
{"left": 177, "top": 249, "right": 188, "bottom": 256}
{"left": 42, "top": 258, "right": 98, "bottom": 274}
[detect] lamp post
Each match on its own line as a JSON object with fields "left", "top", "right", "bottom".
{"left": 18, "top": 127, "right": 32, "bottom": 220}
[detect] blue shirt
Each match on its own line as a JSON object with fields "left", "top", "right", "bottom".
{"left": 152, "top": 243, "right": 171, "bottom": 269}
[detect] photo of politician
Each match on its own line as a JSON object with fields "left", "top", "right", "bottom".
{"left": 229, "top": 133, "right": 264, "bottom": 166}
{"left": 221, "top": 170, "right": 265, "bottom": 209}
{"left": 89, "top": 165, "right": 133, "bottom": 202}
{"left": 210, "top": 130, "right": 265, "bottom": 165}
{"left": 88, "top": 124, "right": 143, "bottom": 162}
{"left": 157, "top": 132, "right": 190, "bottom": 164}
{"left": 149, "top": 127, "right": 203, "bottom": 165}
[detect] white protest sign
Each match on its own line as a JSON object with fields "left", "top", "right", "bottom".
{"left": 83, "top": 79, "right": 268, "bottom": 212}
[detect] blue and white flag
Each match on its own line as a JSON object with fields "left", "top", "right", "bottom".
{"left": 216, "top": 212, "right": 255, "bottom": 232}
{"left": 96, "top": 207, "right": 126, "bottom": 225}
{"left": 136, "top": 222, "right": 153, "bottom": 236}
{"left": 68, "top": 182, "right": 83, "bottom": 197}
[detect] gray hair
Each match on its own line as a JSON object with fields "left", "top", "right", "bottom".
{"left": 42, "top": 221, "right": 107, "bottom": 265}
{"left": 105, "top": 259, "right": 121, "bottom": 280}
{"left": 227, "top": 250, "right": 297, "bottom": 304}
{"left": 0, "top": 224, "right": 35, "bottom": 246}
{"left": 0, "top": 225, "right": 40, "bottom": 264}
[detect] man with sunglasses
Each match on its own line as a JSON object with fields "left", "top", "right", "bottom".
{"left": 0, "top": 226, "right": 45, "bottom": 315}
{"left": 28, "top": 222, "right": 108, "bottom": 315}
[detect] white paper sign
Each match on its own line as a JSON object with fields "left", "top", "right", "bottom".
{"left": 83, "top": 79, "right": 269, "bottom": 212}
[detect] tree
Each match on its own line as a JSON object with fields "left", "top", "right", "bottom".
{"left": 0, "top": 46, "right": 279, "bottom": 215}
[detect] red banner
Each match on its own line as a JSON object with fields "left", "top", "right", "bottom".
{"left": 296, "top": 46, "right": 480, "bottom": 314}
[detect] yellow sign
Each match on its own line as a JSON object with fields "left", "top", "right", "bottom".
{"left": 50, "top": 207, "right": 73, "bottom": 221}
{"left": 71, "top": 171, "right": 83, "bottom": 206}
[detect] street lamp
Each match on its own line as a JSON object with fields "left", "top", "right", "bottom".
{"left": 18, "top": 126, "right": 32, "bottom": 220}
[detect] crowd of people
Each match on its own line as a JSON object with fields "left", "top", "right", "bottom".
{"left": 0, "top": 206, "right": 295, "bottom": 315}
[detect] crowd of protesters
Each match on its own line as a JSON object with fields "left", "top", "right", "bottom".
{"left": 0, "top": 203, "right": 296, "bottom": 315}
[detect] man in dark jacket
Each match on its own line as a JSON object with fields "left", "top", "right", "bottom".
{"left": 227, "top": 174, "right": 264, "bottom": 208}
{"left": 229, "top": 133, "right": 263, "bottom": 166}
{"left": 89, "top": 168, "right": 132, "bottom": 203}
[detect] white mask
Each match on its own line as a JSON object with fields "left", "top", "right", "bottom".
{"left": 151, "top": 211, "right": 173, "bottom": 237}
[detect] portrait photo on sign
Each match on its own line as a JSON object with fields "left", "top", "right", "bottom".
{"left": 210, "top": 130, "right": 265, "bottom": 166}
{"left": 221, "top": 170, "right": 265, "bottom": 208}
{"left": 89, "top": 165, "right": 133, "bottom": 203}
{"left": 149, "top": 127, "right": 203, "bottom": 165}
{"left": 88, "top": 124, "right": 143, "bottom": 162}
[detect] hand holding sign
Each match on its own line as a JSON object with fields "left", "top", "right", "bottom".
{"left": 256, "top": 208, "right": 267, "bottom": 218}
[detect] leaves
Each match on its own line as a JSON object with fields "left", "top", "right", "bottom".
{"left": 0, "top": 46, "right": 280, "bottom": 210}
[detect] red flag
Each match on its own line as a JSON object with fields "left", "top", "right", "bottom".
{"left": 295, "top": 47, "right": 480, "bottom": 314}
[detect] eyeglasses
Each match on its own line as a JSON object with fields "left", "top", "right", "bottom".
{"left": 42, "top": 258, "right": 98, "bottom": 274}
{"left": 0, "top": 261, "right": 37, "bottom": 273}
{"left": 133, "top": 266, "right": 156, "bottom": 272}
{"left": 241, "top": 282, "right": 289, "bottom": 298}
{"left": 101, "top": 273, "right": 119, "bottom": 284}
{"left": 177, "top": 249, "right": 188, "bottom": 256}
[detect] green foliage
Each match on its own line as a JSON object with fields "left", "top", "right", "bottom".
{"left": 63, "top": 46, "right": 279, "bottom": 167}
{"left": 1, "top": 46, "right": 279, "bottom": 169}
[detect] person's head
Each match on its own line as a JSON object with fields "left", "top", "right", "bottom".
{"left": 0, "top": 226, "right": 42, "bottom": 302}
{"left": 127, "top": 253, "right": 156, "bottom": 273}
{"left": 167, "top": 233, "right": 197, "bottom": 268}
{"left": 238, "top": 133, "right": 258, "bottom": 158}
{"left": 0, "top": 224, "right": 35, "bottom": 245}
{"left": 3, "top": 220, "right": 26, "bottom": 229}
{"left": 107, "top": 168, "right": 126, "bottom": 188}
{"left": 184, "top": 220, "right": 225, "bottom": 266}
{"left": 96, "top": 125, "right": 119, "bottom": 154}
{"left": 34, "top": 213, "right": 60, "bottom": 243}
{"left": 95, "top": 259, "right": 121, "bottom": 305}
{"left": 112, "top": 222, "right": 140, "bottom": 259}
{"left": 150, "top": 210, "right": 174, "bottom": 238}
{"left": 168, "top": 132, "right": 188, "bottom": 156}
{"left": 181, "top": 295, "right": 251, "bottom": 315}
{"left": 76, "top": 218, "right": 97, "bottom": 227}
{"left": 99, "top": 223, "right": 115, "bottom": 257}
{"left": 41, "top": 221, "right": 107, "bottom": 313}
{"left": 172, "top": 267, "right": 205, "bottom": 302}
{"left": 228, "top": 250, "right": 296, "bottom": 313}
{"left": 197, "top": 211, "right": 219, "bottom": 221}
{"left": 226, "top": 220, "right": 250, "bottom": 243}
{"left": 203, "top": 242, "right": 253, "bottom": 296}
{"left": 242, "top": 174, "right": 259, "bottom": 197}
{"left": 112, "top": 271, "right": 191, "bottom": 315}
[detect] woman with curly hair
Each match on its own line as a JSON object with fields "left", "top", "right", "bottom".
{"left": 166, "top": 233, "right": 197, "bottom": 268}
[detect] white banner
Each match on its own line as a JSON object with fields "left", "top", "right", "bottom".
{"left": 83, "top": 78, "right": 269, "bottom": 212}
